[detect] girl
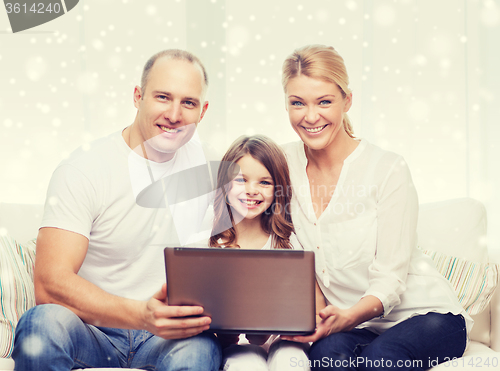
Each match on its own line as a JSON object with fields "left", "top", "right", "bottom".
{"left": 279, "top": 44, "right": 471, "bottom": 370}
{"left": 210, "top": 135, "right": 325, "bottom": 371}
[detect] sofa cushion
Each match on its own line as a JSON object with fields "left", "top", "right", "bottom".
{"left": 0, "top": 236, "right": 36, "bottom": 358}
{"left": 422, "top": 249, "right": 499, "bottom": 315}
{"left": 0, "top": 357, "right": 15, "bottom": 370}
{"left": 418, "top": 198, "right": 493, "bottom": 346}
{"left": 430, "top": 341, "right": 499, "bottom": 370}
{"left": 418, "top": 198, "right": 488, "bottom": 262}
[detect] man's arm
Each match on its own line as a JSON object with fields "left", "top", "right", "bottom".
{"left": 35, "top": 227, "right": 211, "bottom": 339}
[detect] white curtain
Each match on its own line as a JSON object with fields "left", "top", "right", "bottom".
{"left": 1, "top": 0, "right": 499, "bottom": 248}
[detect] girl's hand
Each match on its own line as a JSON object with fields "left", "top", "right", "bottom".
{"left": 281, "top": 305, "right": 355, "bottom": 343}
{"left": 246, "top": 334, "right": 270, "bottom": 345}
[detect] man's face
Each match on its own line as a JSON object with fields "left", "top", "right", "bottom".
{"left": 132, "top": 57, "right": 208, "bottom": 162}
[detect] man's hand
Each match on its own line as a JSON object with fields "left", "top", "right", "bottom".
{"left": 281, "top": 305, "right": 355, "bottom": 343}
{"left": 142, "top": 284, "right": 212, "bottom": 339}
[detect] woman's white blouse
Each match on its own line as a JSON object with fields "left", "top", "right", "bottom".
{"left": 283, "top": 139, "right": 472, "bottom": 335}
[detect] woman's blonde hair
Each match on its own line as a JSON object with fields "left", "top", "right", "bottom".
{"left": 282, "top": 45, "right": 355, "bottom": 138}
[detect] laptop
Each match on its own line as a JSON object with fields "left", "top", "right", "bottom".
{"left": 164, "top": 247, "right": 316, "bottom": 335}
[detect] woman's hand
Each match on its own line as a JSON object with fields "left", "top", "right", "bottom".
{"left": 282, "top": 296, "right": 383, "bottom": 343}
{"left": 282, "top": 305, "right": 356, "bottom": 343}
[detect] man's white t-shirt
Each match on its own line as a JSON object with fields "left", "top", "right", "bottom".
{"left": 41, "top": 130, "right": 211, "bottom": 301}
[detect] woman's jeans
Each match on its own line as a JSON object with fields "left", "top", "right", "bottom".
{"left": 309, "top": 312, "right": 467, "bottom": 371}
{"left": 12, "top": 304, "right": 222, "bottom": 371}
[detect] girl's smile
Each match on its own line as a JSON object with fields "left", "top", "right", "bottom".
{"left": 227, "top": 154, "right": 274, "bottom": 220}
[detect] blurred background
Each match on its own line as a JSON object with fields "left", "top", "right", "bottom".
{"left": 1, "top": 0, "right": 499, "bottom": 248}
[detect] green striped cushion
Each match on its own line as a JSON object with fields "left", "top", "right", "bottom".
{"left": 423, "top": 249, "right": 499, "bottom": 315}
{"left": 0, "top": 236, "right": 36, "bottom": 358}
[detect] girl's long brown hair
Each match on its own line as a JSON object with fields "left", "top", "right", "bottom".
{"left": 209, "top": 135, "right": 294, "bottom": 249}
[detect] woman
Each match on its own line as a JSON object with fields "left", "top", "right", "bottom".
{"left": 279, "top": 45, "right": 471, "bottom": 371}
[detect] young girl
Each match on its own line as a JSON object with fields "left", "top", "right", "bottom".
{"left": 210, "top": 135, "right": 324, "bottom": 371}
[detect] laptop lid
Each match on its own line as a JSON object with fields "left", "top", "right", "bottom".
{"left": 164, "top": 247, "right": 316, "bottom": 335}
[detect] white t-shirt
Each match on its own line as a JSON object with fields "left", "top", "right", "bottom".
{"left": 206, "top": 230, "right": 303, "bottom": 251}
{"left": 256, "top": 233, "right": 302, "bottom": 251}
{"left": 41, "top": 130, "right": 212, "bottom": 301}
{"left": 283, "top": 139, "right": 472, "bottom": 335}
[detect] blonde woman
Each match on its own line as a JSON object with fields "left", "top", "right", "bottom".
{"left": 279, "top": 45, "right": 471, "bottom": 371}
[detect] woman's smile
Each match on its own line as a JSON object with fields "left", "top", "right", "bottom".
{"left": 286, "top": 75, "right": 352, "bottom": 151}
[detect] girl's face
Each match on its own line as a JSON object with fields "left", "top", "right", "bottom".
{"left": 285, "top": 75, "right": 352, "bottom": 151}
{"left": 227, "top": 154, "right": 275, "bottom": 220}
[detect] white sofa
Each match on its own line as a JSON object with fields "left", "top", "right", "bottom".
{"left": 1, "top": 198, "right": 499, "bottom": 370}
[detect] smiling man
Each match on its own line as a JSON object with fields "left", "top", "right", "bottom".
{"left": 126, "top": 52, "right": 208, "bottom": 162}
{"left": 12, "top": 50, "right": 221, "bottom": 371}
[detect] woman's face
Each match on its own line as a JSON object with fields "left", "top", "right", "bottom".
{"left": 285, "top": 75, "right": 352, "bottom": 151}
{"left": 227, "top": 154, "right": 275, "bottom": 220}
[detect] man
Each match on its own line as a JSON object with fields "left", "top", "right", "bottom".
{"left": 12, "top": 50, "right": 222, "bottom": 371}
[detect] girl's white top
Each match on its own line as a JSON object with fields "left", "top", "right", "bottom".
{"left": 283, "top": 139, "right": 472, "bottom": 335}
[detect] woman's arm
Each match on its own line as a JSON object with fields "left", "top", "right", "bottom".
{"left": 363, "top": 157, "right": 418, "bottom": 316}
{"left": 285, "top": 157, "right": 417, "bottom": 343}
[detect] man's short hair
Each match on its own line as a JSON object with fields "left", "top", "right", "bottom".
{"left": 140, "top": 49, "right": 209, "bottom": 94}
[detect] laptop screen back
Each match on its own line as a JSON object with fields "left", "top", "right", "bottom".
{"left": 164, "top": 247, "right": 316, "bottom": 335}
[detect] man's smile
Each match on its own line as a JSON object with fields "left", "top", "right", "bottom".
{"left": 158, "top": 124, "right": 181, "bottom": 133}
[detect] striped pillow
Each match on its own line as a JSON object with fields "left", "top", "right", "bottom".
{"left": 423, "top": 249, "right": 499, "bottom": 315}
{"left": 0, "top": 236, "right": 36, "bottom": 358}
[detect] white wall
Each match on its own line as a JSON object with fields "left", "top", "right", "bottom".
{"left": 1, "top": 0, "right": 499, "bottom": 248}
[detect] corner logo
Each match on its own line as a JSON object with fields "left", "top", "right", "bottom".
{"left": 3, "top": 0, "right": 79, "bottom": 33}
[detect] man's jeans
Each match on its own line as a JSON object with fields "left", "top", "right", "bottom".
{"left": 12, "top": 304, "right": 222, "bottom": 371}
{"left": 308, "top": 312, "right": 467, "bottom": 371}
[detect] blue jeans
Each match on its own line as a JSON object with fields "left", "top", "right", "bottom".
{"left": 308, "top": 312, "right": 466, "bottom": 371}
{"left": 13, "top": 304, "right": 222, "bottom": 371}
